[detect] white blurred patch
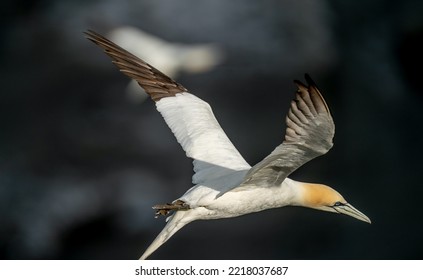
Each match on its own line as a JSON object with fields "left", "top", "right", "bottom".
{"left": 108, "top": 26, "right": 224, "bottom": 103}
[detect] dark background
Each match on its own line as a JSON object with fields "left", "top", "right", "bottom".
{"left": 1, "top": 0, "right": 422, "bottom": 259}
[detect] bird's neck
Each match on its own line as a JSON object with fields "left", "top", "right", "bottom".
{"left": 280, "top": 178, "right": 306, "bottom": 206}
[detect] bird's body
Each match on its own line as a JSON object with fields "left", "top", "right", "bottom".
{"left": 85, "top": 30, "right": 371, "bottom": 260}
{"left": 181, "top": 174, "right": 296, "bottom": 219}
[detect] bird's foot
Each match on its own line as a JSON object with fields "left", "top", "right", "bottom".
{"left": 153, "top": 200, "right": 190, "bottom": 218}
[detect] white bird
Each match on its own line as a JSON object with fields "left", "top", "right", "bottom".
{"left": 85, "top": 30, "right": 371, "bottom": 260}
{"left": 107, "top": 26, "right": 223, "bottom": 103}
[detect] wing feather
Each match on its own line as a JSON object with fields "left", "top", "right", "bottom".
{"left": 242, "top": 74, "right": 334, "bottom": 187}
{"left": 85, "top": 30, "right": 250, "bottom": 185}
{"left": 85, "top": 30, "right": 187, "bottom": 101}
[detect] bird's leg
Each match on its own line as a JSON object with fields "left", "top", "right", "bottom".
{"left": 152, "top": 199, "right": 190, "bottom": 218}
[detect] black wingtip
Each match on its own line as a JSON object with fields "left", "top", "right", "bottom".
{"left": 83, "top": 29, "right": 94, "bottom": 37}
{"left": 84, "top": 30, "right": 98, "bottom": 42}
{"left": 294, "top": 73, "right": 317, "bottom": 88}
{"left": 84, "top": 29, "right": 99, "bottom": 35}
{"left": 293, "top": 79, "right": 306, "bottom": 88}
{"left": 84, "top": 30, "right": 107, "bottom": 43}
{"left": 304, "top": 73, "right": 317, "bottom": 87}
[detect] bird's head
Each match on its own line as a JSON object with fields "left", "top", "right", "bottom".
{"left": 298, "top": 182, "right": 371, "bottom": 223}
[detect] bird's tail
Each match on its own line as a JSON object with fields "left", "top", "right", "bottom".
{"left": 139, "top": 210, "right": 193, "bottom": 260}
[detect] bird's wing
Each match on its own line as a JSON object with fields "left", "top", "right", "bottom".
{"left": 85, "top": 31, "right": 250, "bottom": 185}
{"left": 241, "top": 74, "right": 334, "bottom": 187}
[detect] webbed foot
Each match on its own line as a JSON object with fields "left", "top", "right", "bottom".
{"left": 152, "top": 200, "right": 190, "bottom": 218}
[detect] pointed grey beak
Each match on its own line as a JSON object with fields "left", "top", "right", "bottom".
{"left": 333, "top": 203, "right": 371, "bottom": 224}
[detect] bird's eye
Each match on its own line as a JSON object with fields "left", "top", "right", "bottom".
{"left": 333, "top": 201, "right": 344, "bottom": 207}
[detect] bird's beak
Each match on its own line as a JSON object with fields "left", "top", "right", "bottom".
{"left": 333, "top": 203, "right": 371, "bottom": 224}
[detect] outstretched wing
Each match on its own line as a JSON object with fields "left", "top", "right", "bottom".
{"left": 85, "top": 31, "right": 250, "bottom": 185}
{"left": 242, "top": 74, "right": 335, "bottom": 187}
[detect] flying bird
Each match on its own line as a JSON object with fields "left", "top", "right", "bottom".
{"left": 85, "top": 30, "right": 371, "bottom": 260}
{"left": 107, "top": 26, "right": 223, "bottom": 103}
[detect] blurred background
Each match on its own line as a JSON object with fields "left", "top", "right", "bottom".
{"left": 1, "top": 0, "right": 422, "bottom": 259}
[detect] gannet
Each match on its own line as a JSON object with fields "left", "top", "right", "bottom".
{"left": 85, "top": 30, "right": 371, "bottom": 260}
{"left": 108, "top": 26, "right": 223, "bottom": 103}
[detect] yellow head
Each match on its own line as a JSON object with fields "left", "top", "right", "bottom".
{"left": 299, "top": 183, "right": 371, "bottom": 223}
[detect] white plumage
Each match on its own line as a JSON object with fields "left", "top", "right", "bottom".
{"left": 85, "top": 30, "right": 371, "bottom": 260}
{"left": 156, "top": 92, "right": 250, "bottom": 185}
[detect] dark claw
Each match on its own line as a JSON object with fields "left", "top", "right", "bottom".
{"left": 152, "top": 200, "right": 190, "bottom": 218}
{"left": 154, "top": 209, "right": 170, "bottom": 218}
